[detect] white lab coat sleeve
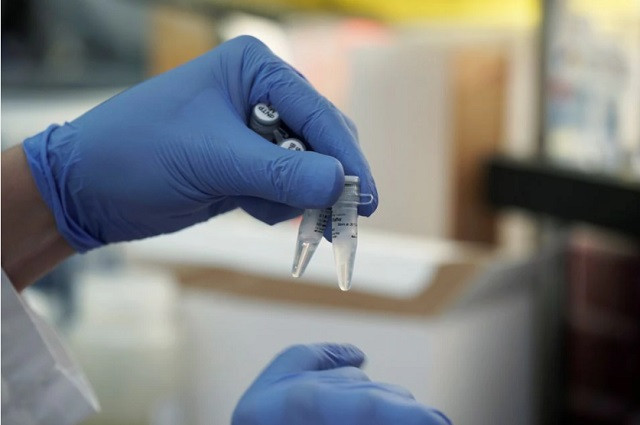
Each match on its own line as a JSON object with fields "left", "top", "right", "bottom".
{"left": 1, "top": 270, "right": 99, "bottom": 425}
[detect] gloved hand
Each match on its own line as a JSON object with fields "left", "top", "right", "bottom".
{"left": 232, "top": 343, "right": 451, "bottom": 425}
{"left": 23, "top": 36, "right": 377, "bottom": 252}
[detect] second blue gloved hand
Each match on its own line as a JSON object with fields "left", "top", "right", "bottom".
{"left": 232, "top": 343, "right": 451, "bottom": 425}
{"left": 23, "top": 36, "right": 378, "bottom": 252}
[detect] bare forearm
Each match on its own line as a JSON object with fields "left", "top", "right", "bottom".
{"left": 1, "top": 145, "right": 74, "bottom": 291}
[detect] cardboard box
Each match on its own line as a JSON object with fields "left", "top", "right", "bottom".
{"left": 124, "top": 213, "right": 538, "bottom": 425}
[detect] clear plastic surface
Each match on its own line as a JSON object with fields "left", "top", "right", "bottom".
{"left": 331, "top": 176, "right": 360, "bottom": 291}
{"left": 291, "top": 208, "right": 330, "bottom": 278}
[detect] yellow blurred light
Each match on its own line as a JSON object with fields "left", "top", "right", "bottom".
{"left": 335, "top": 0, "right": 540, "bottom": 27}
{"left": 566, "top": 0, "right": 640, "bottom": 36}
{"left": 208, "top": 0, "right": 541, "bottom": 28}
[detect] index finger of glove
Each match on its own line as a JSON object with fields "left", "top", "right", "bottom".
{"left": 239, "top": 38, "right": 378, "bottom": 217}
{"left": 261, "top": 344, "right": 366, "bottom": 378}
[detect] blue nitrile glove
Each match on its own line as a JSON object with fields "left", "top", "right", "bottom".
{"left": 232, "top": 343, "right": 451, "bottom": 425}
{"left": 23, "top": 36, "right": 377, "bottom": 252}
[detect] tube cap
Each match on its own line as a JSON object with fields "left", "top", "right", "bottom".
{"left": 252, "top": 103, "right": 280, "bottom": 126}
{"left": 278, "top": 138, "right": 306, "bottom": 151}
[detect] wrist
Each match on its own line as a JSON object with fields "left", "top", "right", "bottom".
{"left": 23, "top": 124, "right": 103, "bottom": 253}
{"left": 1, "top": 145, "right": 75, "bottom": 290}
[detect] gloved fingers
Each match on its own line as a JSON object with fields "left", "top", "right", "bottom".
{"left": 374, "top": 399, "right": 453, "bottom": 425}
{"left": 239, "top": 38, "right": 378, "bottom": 217}
{"left": 331, "top": 384, "right": 451, "bottom": 425}
{"left": 367, "top": 382, "right": 416, "bottom": 400}
{"left": 261, "top": 344, "right": 366, "bottom": 378}
{"left": 339, "top": 111, "right": 360, "bottom": 142}
{"left": 227, "top": 127, "right": 345, "bottom": 209}
{"left": 273, "top": 98, "right": 377, "bottom": 218}
{"left": 208, "top": 197, "right": 239, "bottom": 218}
{"left": 150, "top": 197, "right": 239, "bottom": 236}
{"left": 315, "top": 366, "right": 371, "bottom": 382}
{"left": 427, "top": 408, "right": 454, "bottom": 425}
{"left": 235, "top": 196, "right": 302, "bottom": 225}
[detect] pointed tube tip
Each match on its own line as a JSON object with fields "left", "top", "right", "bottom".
{"left": 292, "top": 241, "right": 318, "bottom": 279}
{"left": 337, "top": 263, "right": 353, "bottom": 291}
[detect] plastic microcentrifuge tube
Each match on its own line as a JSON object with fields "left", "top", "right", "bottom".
{"left": 275, "top": 135, "right": 323, "bottom": 278}
{"left": 250, "top": 104, "right": 318, "bottom": 275}
{"left": 331, "top": 175, "right": 361, "bottom": 291}
{"left": 291, "top": 208, "right": 331, "bottom": 277}
{"left": 248, "top": 104, "right": 368, "bottom": 290}
{"left": 249, "top": 103, "right": 281, "bottom": 141}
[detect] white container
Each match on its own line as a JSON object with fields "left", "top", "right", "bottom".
{"left": 124, "top": 216, "right": 537, "bottom": 425}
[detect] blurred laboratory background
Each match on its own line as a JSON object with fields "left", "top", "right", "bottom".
{"left": 2, "top": 0, "right": 639, "bottom": 424}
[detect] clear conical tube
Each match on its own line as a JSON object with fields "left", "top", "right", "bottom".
{"left": 292, "top": 208, "right": 330, "bottom": 278}
{"left": 331, "top": 176, "right": 360, "bottom": 291}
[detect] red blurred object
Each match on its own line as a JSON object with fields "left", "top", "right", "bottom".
{"left": 566, "top": 231, "right": 640, "bottom": 424}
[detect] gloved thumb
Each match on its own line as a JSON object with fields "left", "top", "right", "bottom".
{"left": 230, "top": 131, "right": 345, "bottom": 209}
{"left": 261, "top": 344, "right": 366, "bottom": 378}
